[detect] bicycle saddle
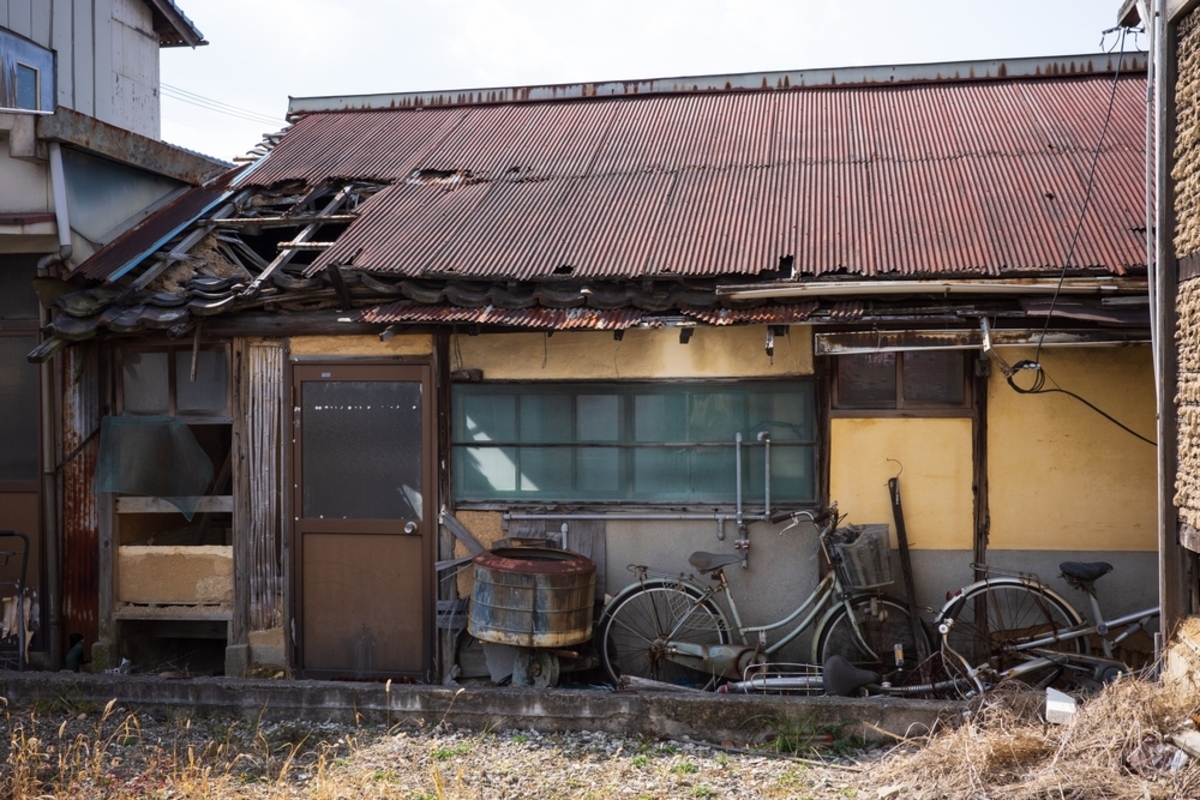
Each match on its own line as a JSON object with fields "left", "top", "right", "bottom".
{"left": 689, "top": 552, "right": 742, "bottom": 572}
{"left": 822, "top": 654, "right": 881, "bottom": 697}
{"left": 1059, "top": 561, "right": 1113, "bottom": 583}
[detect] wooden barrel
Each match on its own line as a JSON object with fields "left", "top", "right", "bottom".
{"left": 468, "top": 547, "right": 596, "bottom": 648}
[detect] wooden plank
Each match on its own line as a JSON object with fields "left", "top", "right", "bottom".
{"left": 8, "top": 0, "right": 32, "bottom": 37}
{"left": 31, "top": 0, "right": 51, "bottom": 46}
{"left": 115, "top": 496, "right": 232, "bottom": 514}
{"left": 441, "top": 511, "right": 486, "bottom": 555}
{"left": 72, "top": 0, "right": 94, "bottom": 116}
{"left": 51, "top": 0, "right": 74, "bottom": 107}
{"left": 92, "top": 0, "right": 113, "bottom": 123}
{"left": 231, "top": 338, "right": 250, "bottom": 647}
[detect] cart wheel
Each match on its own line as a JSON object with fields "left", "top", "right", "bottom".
{"left": 513, "top": 648, "right": 560, "bottom": 688}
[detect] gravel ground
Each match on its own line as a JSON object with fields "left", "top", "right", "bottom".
{"left": 1, "top": 700, "right": 894, "bottom": 799}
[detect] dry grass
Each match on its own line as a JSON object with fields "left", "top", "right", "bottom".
{"left": 867, "top": 620, "right": 1200, "bottom": 799}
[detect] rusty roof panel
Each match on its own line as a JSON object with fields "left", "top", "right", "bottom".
{"left": 358, "top": 304, "right": 646, "bottom": 329}
{"left": 92, "top": 69, "right": 1149, "bottom": 286}
{"left": 684, "top": 304, "right": 819, "bottom": 325}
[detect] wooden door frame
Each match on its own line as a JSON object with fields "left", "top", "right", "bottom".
{"left": 286, "top": 357, "right": 437, "bottom": 679}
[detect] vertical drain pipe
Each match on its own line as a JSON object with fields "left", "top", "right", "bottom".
{"left": 734, "top": 433, "right": 749, "bottom": 567}
{"left": 36, "top": 141, "right": 72, "bottom": 670}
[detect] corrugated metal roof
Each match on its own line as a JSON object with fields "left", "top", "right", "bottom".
{"left": 236, "top": 68, "right": 1148, "bottom": 282}
{"left": 358, "top": 304, "right": 646, "bottom": 329}
{"left": 357, "top": 302, "right": 821, "bottom": 329}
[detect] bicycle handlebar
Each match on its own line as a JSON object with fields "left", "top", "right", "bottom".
{"left": 770, "top": 507, "right": 833, "bottom": 526}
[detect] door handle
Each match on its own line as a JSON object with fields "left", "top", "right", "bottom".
{"left": 404, "top": 521, "right": 418, "bottom": 534}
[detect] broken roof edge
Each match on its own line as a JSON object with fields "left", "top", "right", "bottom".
{"left": 144, "top": 0, "right": 206, "bottom": 47}
{"left": 287, "top": 52, "right": 1148, "bottom": 116}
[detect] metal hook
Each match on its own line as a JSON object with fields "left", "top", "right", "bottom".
{"left": 887, "top": 458, "right": 903, "bottom": 479}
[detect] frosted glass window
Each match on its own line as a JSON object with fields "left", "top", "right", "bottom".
{"left": 176, "top": 350, "right": 228, "bottom": 412}
{"left": 453, "top": 381, "right": 816, "bottom": 503}
{"left": 122, "top": 352, "right": 169, "bottom": 414}
{"left": 903, "top": 351, "right": 965, "bottom": 405}
{"left": 302, "top": 381, "right": 423, "bottom": 520}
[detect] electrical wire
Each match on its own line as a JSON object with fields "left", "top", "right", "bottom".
{"left": 1006, "top": 360, "right": 1156, "bottom": 446}
{"left": 1004, "top": 27, "right": 1156, "bottom": 448}
{"left": 1032, "top": 27, "right": 1128, "bottom": 367}
{"left": 161, "top": 82, "right": 286, "bottom": 126}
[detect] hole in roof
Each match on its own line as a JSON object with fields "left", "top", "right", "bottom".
{"left": 553, "top": 265, "right": 574, "bottom": 276}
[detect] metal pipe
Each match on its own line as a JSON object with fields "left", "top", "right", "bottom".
{"left": 717, "top": 277, "right": 1141, "bottom": 301}
{"left": 735, "top": 433, "right": 744, "bottom": 532}
{"left": 35, "top": 141, "right": 72, "bottom": 671}
{"left": 758, "top": 431, "right": 771, "bottom": 519}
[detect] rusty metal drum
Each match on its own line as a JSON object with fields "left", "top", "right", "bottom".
{"left": 468, "top": 547, "right": 596, "bottom": 648}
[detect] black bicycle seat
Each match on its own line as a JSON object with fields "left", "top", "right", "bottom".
{"left": 1059, "top": 562, "right": 1113, "bottom": 583}
{"left": 822, "top": 654, "right": 880, "bottom": 697}
{"left": 689, "top": 552, "right": 742, "bottom": 572}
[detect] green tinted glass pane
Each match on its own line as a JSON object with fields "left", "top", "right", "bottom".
{"left": 518, "top": 447, "right": 572, "bottom": 494}
{"left": 838, "top": 353, "right": 896, "bottom": 408}
{"left": 749, "top": 387, "right": 814, "bottom": 441}
{"left": 578, "top": 447, "right": 619, "bottom": 493}
{"left": 459, "top": 446, "right": 517, "bottom": 493}
{"left": 903, "top": 351, "right": 965, "bottom": 405}
{"left": 687, "top": 392, "right": 742, "bottom": 442}
{"left": 634, "top": 392, "right": 685, "bottom": 442}
{"left": 457, "top": 391, "right": 515, "bottom": 442}
{"left": 576, "top": 395, "right": 618, "bottom": 441}
{"left": 122, "top": 351, "right": 169, "bottom": 414}
{"left": 521, "top": 394, "right": 572, "bottom": 442}
{"left": 691, "top": 447, "right": 737, "bottom": 500}
{"left": 745, "top": 444, "right": 816, "bottom": 503}
{"left": 16, "top": 64, "right": 38, "bottom": 110}
{"left": 632, "top": 447, "right": 689, "bottom": 500}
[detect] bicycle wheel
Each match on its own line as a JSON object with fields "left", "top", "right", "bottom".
{"left": 939, "top": 580, "right": 1084, "bottom": 688}
{"left": 814, "top": 595, "right": 929, "bottom": 675}
{"left": 598, "top": 581, "right": 730, "bottom": 689}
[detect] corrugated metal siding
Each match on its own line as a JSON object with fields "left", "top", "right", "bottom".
{"left": 61, "top": 344, "right": 100, "bottom": 655}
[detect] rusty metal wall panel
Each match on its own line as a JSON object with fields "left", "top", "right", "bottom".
{"left": 61, "top": 343, "right": 100, "bottom": 654}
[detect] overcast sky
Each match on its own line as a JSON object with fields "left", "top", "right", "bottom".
{"left": 160, "top": 0, "right": 1140, "bottom": 162}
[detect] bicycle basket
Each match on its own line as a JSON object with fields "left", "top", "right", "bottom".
{"left": 829, "top": 524, "right": 893, "bottom": 589}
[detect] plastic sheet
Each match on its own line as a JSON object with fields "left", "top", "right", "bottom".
{"left": 92, "top": 416, "right": 214, "bottom": 520}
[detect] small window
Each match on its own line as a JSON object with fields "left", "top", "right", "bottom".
{"left": 15, "top": 64, "right": 38, "bottom": 110}
{"left": 118, "top": 344, "right": 230, "bottom": 420}
{"left": 835, "top": 351, "right": 967, "bottom": 410}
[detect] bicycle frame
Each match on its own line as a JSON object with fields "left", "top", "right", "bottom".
{"left": 937, "top": 575, "right": 1160, "bottom": 692}
{"left": 613, "top": 550, "right": 878, "bottom": 681}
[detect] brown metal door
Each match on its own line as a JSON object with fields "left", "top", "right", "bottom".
{"left": 291, "top": 363, "right": 434, "bottom": 679}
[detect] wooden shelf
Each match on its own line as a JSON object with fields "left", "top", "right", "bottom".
{"left": 115, "top": 496, "right": 233, "bottom": 514}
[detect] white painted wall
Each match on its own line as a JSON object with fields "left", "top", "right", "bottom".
{"left": 0, "top": 0, "right": 162, "bottom": 136}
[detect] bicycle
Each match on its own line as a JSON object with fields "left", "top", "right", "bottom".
{"left": 815, "top": 559, "right": 1162, "bottom": 699}
{"left": 931, "top": 561, "right": 1161, "bottom": 695}
{"left": 595, "top": 504, "right": 930, "bottom": 690}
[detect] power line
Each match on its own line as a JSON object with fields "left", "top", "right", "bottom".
{"left": 161, "top": 82, "right": 286, "bottom": 127}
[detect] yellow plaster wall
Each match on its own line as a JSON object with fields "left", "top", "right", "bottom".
{"left": 830, "top": 418, "right": 975, "bottom": 550}
{"left": 455, "top": 325, "right": 813, "bottom": 379}
{"left": 988, "top": 346, "right": 1156, "bottom": 551}
{"left": 287, "top": 334, "right": 433, "bottom": 357}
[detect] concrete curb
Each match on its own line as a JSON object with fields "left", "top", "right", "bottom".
{"left": 0, "top": 671, "right": 962, "bottom": 745}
